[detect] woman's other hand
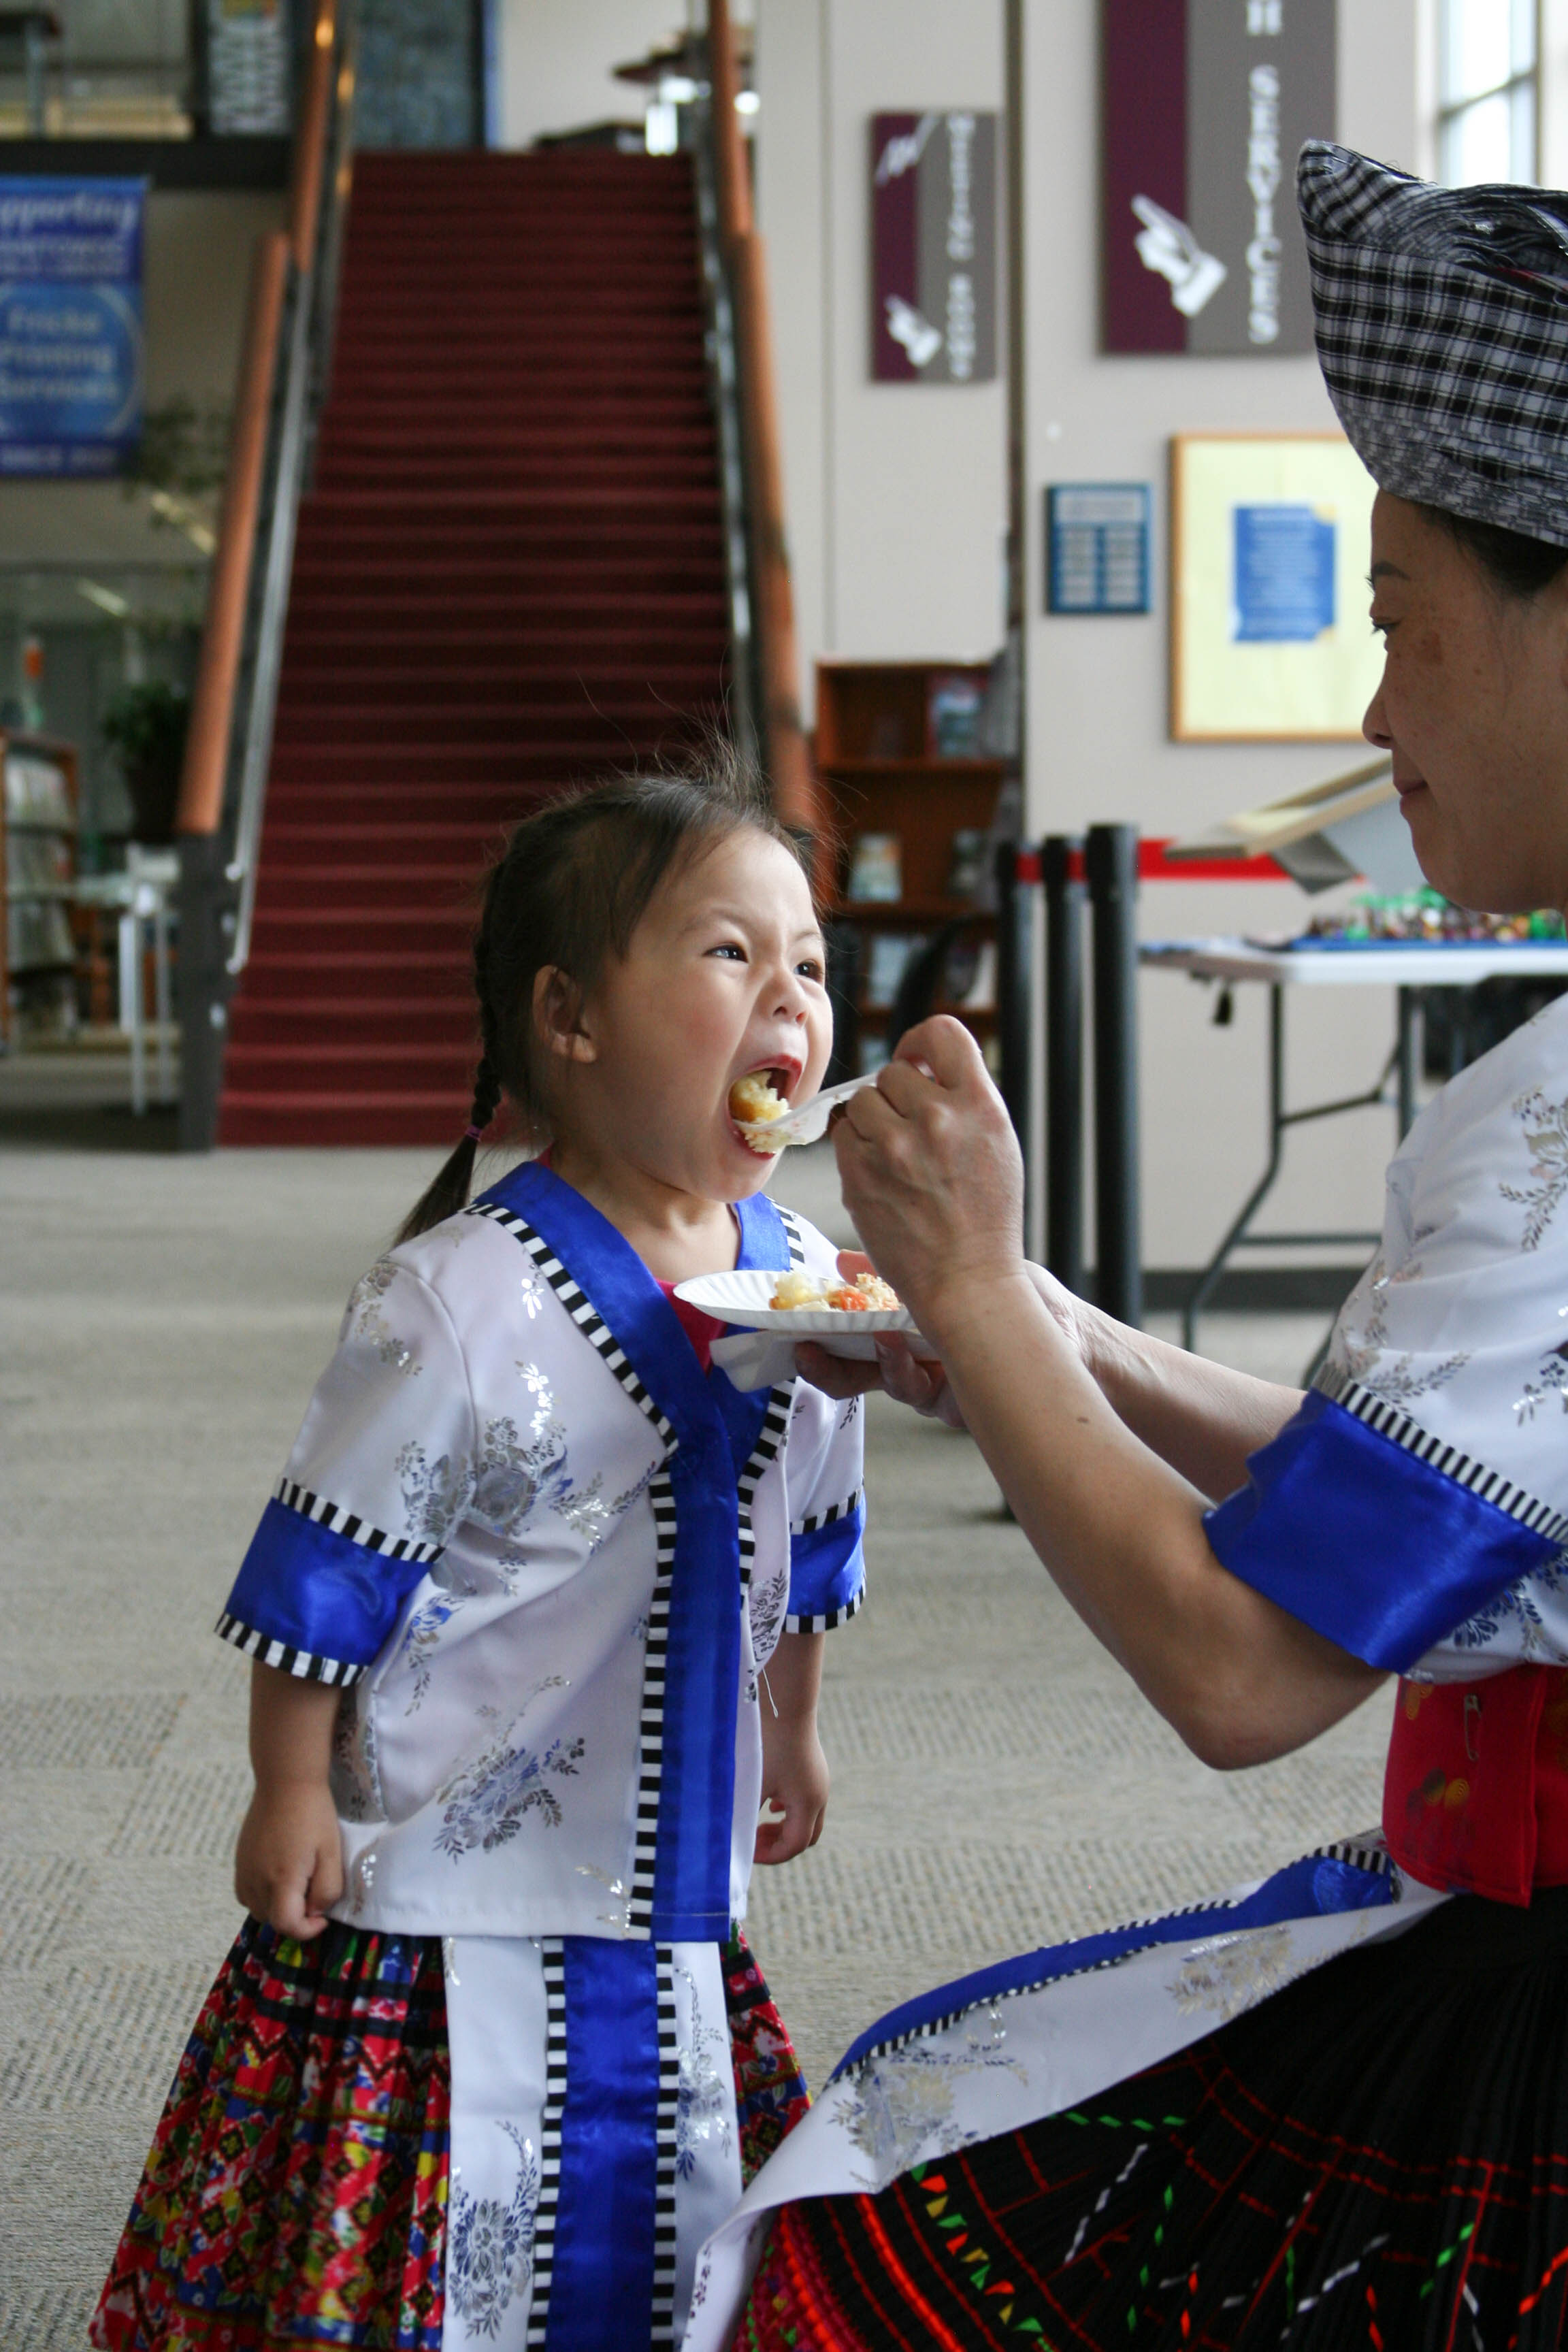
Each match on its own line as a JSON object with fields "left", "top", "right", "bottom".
{"left": 833, "top": 1016, "right": 1025, "bottom": 1337}
{"left": 794, "top": 1250, "right": 968, "bottom": 1427}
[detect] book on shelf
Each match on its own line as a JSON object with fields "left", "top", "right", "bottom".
{"left": 846, "top": 831, "right": 903, "bottom": 902}
{"left": 927, "top": 670, "right": 986, "bottom": 759}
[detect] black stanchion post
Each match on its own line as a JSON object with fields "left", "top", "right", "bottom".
{"left": 1041, "top": 834, "right": 1085, "bottom": 1296}
{"left": 994, "top": 838, "right": 1032, "bottom": 1162}
{"left": 1085, "top": 823, "right": 1141, "bottom": 1328}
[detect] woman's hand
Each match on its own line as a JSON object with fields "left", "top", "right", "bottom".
{"left": 234, "top": 1778, "right": 344, "bottom": 1938}
{"left": 832, "top": 1017, "right": 1025, "bottom": 1339}
{"left": 794, "top": 1251, "right": 968, "bottom": 1426}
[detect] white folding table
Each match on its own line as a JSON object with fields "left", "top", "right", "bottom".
{"left": 1141, "top": 937, "right": 1568, "bottom": 1354}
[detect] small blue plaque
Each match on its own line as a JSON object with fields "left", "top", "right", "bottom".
{"left": 1045, "top": 483, "right": 1151, "bottom": 615}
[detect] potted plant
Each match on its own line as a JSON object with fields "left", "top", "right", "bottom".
{"left": 101, "top": 681, "right": 191, "bottom": 845}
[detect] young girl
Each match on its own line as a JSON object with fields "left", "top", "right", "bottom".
{"left": 93, "top": 764, "right": 867, "bottom": 2352}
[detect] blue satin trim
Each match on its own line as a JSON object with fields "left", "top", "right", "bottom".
{"left": 789, "top": 1507, "right": 866, "bottom": 1619}
{"left": 1204, "top": 1391, "right": 1559, "bottom": 1673}
{"left": 549, "top": 1938, "right": 661, "bottom": 2351}
{"left": 223, "top": 1497, "right": 427, "bottom": 1668}
{"left": 479, "top": 1163, "right": 791, "bottom": 1939}
{"left": 830, "top": 1850, "right": 1393, "bottom": 2082}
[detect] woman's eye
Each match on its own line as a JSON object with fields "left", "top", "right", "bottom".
{"left": 707, "top": 942, "right": 746, "bottom": 961}
{"left": 796, "top": 959, "right": 825, "bottom": 983}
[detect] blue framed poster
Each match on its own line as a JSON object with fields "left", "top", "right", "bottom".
{"left": 0, "top": 179, "right": 146, "bottom": 477}
{"left": 1045, "top": 483, "right": 1152, "bottom": 614}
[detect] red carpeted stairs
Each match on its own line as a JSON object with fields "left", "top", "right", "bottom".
{"left": 218, "top": 150, "right": 729, "bottom": 1146}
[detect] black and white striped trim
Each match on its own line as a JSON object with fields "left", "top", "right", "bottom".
{"left": 271, "top": 1476, "right": 444, "bottom": 1566}
{"left": 736, "top": 1387, "right": 792, "bottom": 1591}
{"left": 830, "top": 1834, "right": 1396, "bottom": 2080}
{"left": 793, "top": 1486, "right": 864, "bottom": 1535}
{"left": 1315, "top": 1365, "right": 1568, "bottom": 1545}
{"left": 525, "top": 1939, "right": 569, "bottom": 2347}
{"left": 776, "top": 1204, "right": 806, "bottom": 1269}
{"left": 651, "top": 1948, "right": 681, "bottom": 2345}
{"left": 785, "top": 1587, "right": 866, "bottom": 1636}
{"left": 214, "top": 1611, "right": 363, "bottom": 1687}
{"left": 467, "top": 1200, "right": 677, "bottom": 1450}
{"left": 627, "top": 1471, "right": 678, "bottom": 1938}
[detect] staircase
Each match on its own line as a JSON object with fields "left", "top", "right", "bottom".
{"left": 218, "top": 150, "right": 729, "bottom": 1146}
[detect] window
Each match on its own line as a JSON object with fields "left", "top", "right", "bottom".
{"left": 1439, "top": 0, "right": 1539, "bottom": 185}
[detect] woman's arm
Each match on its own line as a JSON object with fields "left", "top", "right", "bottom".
{"left": 833, "top": 1019, "right": 1384, "bottom": 1769}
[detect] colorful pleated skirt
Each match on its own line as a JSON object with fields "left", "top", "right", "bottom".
{"left": 91, "top": 1918, "right": 806, "bottom": 2351}
{"left": 737, "top": 1885, "right": 1568, "bottom": 2349}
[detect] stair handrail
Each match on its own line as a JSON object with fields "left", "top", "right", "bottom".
{"left": 701, "top": 0, "right": 821, "bottom": 847}
{"left": 174, "top": 0, "right": 355, "bottom": 1146}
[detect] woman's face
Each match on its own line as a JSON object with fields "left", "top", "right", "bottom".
{"left": 1364, "top": 490, "right": 1568, "bottom": 914}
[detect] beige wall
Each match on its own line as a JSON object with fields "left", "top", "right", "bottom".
{"left": 497, "top": 0, "right": 699, "bottom": 150}
{"left": 756, "top": 0, "right": 1426, "bottom": 1275}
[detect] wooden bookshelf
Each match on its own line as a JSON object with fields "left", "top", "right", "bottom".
{"left": 815, "top": 659, "right": 1004, "bottom": 1074}
{"left": 1, "top": 733, "right": 79, "bottom": 1050}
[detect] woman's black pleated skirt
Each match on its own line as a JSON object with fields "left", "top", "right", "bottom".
{"left": 740, "top": 1884, "right": 1568, "bottom": 2349}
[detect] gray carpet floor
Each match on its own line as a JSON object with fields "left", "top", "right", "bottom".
{"left": 0, "top": 1095, "right": 1390, "bottom": 2345}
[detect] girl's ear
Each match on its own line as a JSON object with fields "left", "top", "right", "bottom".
{"left": 533, "top": 965, "right": 598, "bottom": 1064}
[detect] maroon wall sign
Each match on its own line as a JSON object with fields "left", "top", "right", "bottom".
{"left": 1102, "top": 0, "right": 1336, "bottom": 355}
{"left": 870, "top": 112, "right": 997, "bottom": 383}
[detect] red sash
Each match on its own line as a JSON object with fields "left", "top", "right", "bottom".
{"left": 1383, "top": 1665, "right": 1568, "bottom": 1905}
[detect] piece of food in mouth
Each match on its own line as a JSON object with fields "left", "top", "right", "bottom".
{"left": 729, "top": 1071, "right": 790, "bottom": 1127}
{"left": 768, "top": 1270, "right": 902, "bottom": 1313}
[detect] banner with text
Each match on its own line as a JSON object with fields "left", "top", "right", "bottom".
{"left": 1102, "top": 0, "right": 1335, "bottom": 355}
{"left": 0, "top": 178, "right": 146, "bottom": 476}
{"left": 870, "top": 112, "right": 997, "bottom": 383}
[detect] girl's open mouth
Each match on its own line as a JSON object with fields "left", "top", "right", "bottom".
{"left": 728, "top": 1064, "right": 801, "bottom": 1149}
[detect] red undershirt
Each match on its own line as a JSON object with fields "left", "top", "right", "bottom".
{"left": 656, "top": 1281, "right": 728, "bottom": 1373}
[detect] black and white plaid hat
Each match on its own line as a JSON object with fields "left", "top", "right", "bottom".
{"left": 1299, "top": 140, "right": 1568, "bottom": 548}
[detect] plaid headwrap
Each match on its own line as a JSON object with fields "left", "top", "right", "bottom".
{"left": 1299, "top": 140, "right": 1568, "bottom": 548}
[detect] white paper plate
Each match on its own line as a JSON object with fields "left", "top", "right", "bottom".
{"left": 733, "top": 1071, "right": 881, "bottom": 1152}
{"left": 674, "top": 1266, "right": 921, "bottom": 1341}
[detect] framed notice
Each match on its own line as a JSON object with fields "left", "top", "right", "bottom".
{"left": 1045, "top": 484, "right": 1151, "bottom": 614}
{"left": 870, "top": 112, "right": 997, "bottom": 382}
{"left": 1170, "top": 434, "right": 1383, "bottom": 740}
{"left": 1102, "top": 0, "right": 1336, "bottom": 355}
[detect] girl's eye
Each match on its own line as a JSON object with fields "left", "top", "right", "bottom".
{"left": 708, "top": 942, "right": 746, "bottom": 961}
{"left": 796, "top": 958, "right": 825, "bottom": 983}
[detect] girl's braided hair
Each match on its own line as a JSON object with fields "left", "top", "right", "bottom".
{"left": 397, "top": 745, "right": 814, "bottom": 1243}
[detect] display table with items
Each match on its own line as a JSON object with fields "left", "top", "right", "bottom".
{"left": 1144, "top": 896, "right": 1568, "bottom": 1354}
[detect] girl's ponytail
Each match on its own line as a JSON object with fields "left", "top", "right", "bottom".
{"left": 395, "top": 1054, "right": 503, "bottom": 1244}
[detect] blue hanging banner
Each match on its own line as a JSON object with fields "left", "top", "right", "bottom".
{"left": 0, "top": 178, "right": 146, "bottom": 478}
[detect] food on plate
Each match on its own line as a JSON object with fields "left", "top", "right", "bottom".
{"left": 768, "top": 1270, "right": 902, "bottom": 1313}
{"left": 729, "top": 1072, "right": 789, "bottom": 1128}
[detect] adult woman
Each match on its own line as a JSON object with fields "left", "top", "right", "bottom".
{"left": 687, "top": 144, "right": 1568, "bottom": 2349}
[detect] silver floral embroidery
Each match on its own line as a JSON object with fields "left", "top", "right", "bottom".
{"left": 348, "top": 1260, "right": 422, "bottom": 1376}
{"left": 434, "top": 1679, "right": 583, "bottom": 1859}
{"left": 401, "top": 1581, "right": 476, "bottom": 1714}
{"left": 470, "top": 1408, "right": 566, "bottom": 1538}
{"left": 397, "top": 1441, "right": 471, "bottom": 1545}
{"left": 748, "top": 1563, "right": 789, "bottom": 1663}
{"left": 1169, "top": 1927, "right": 1297, "bottom": 2022}
{"left": 347, "top": 1845, "right": 378, "bottom": 1916}
{"left": 331, "top": 1690, "right": 378, "bottom": 1822}
{"left": 832, "top": 2013, "right": 1023, "bottom": 2176}
{"left": 1502, "top": 1088, "right": 1568, "bottom": 1250}
{"left": 519, "top": 1266, "right": 545, "bottom": 1318}
{"left": 1516, "top": 1337, "right": 1568, "bottom": 1422}
{"left": 675, "top": 1965, "right": 732, "bottom": 2176}
{"left": 446, "top": 2124, "right": 539, "bottom": 2338}
{"left": 1447, "top": 1550, "right": 1568, "bottom": 1654}
{"left": 1335, "top": 1254, "right": 1469, "bottom": 1401}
